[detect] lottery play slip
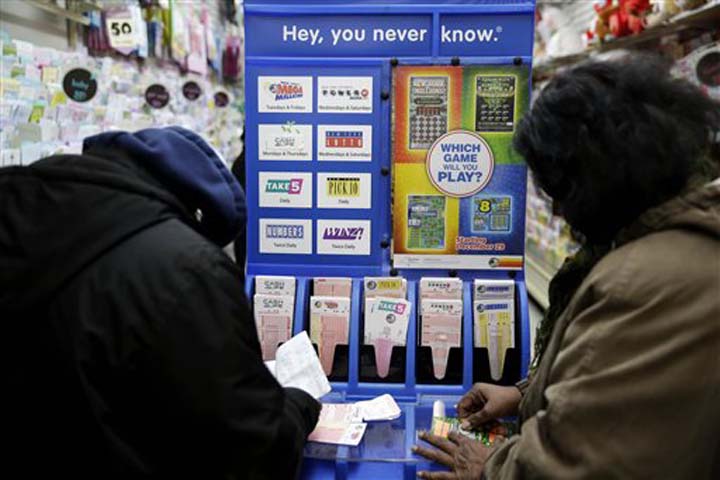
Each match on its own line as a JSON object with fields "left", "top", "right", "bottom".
{"left": 310, "top": 296, "right": 351, "bottom": 375}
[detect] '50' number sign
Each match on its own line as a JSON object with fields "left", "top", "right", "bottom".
{"left": 107, "top": 17, "right": 137, "bottom": 49}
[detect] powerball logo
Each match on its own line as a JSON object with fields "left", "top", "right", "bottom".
{"left": 269, "top": 81, "right": 304, "bottom": 101}
{"left": 265, "top": 178, "right": 303, "bottom": 195}
{"left": 325, "top": 130, "right": 363, "bottom": 148}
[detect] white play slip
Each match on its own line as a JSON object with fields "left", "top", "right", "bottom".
{"left": 271, "top": 331, "right": 331, "bottom": 400}
{"left": 473, "top": 299, "right": 515, "bottom": 381}
{"left": 420, "top": 277, "right": 463, "bottom": 300}
{"left": 253, "top": 294, "right": 294, "bottom": 361}
{"left": 420, "top": 299, "right": 463, "bottom": 380}
{"left": 356, "top": 394, "right": 402, "bottom": 421}
{"left": 255, "top": 275, "right": 296, "bottom": 297}
{"left": 310, "top": 296, "right": 351, "bottom": 375}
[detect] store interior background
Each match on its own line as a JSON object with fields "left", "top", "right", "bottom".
{"left": 2, "top": 0, "right": 718, "bottom": 360}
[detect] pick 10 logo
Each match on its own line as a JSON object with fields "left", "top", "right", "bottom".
{"left": 426, "top": 130, "right": 494, "bottom": 198}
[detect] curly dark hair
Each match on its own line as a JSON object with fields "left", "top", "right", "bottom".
{"left": 514, "top": 54, "right": 720, "bottom": 244}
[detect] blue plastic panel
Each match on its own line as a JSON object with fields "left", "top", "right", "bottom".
{"left": 245, "top": 60, "right": 391, "bottom": 277}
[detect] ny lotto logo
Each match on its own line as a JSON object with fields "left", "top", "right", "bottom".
{"left": 322, "top": 226, "right": 364, "bottom": 240}
{"left": 325, "top": 130, "right": 363, "bottom": 148}
{"left": 266, "top": 178, "right": 304, "bottom": 195}
{"left": 269, "top": 82, "right": 304, "bottom": 101}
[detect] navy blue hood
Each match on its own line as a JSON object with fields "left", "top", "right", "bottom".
{"left": 0, "top": 127, "right": 245, "bottom": 313}
{"left": 83, "top": 127, "right": 246, "bottom": 246}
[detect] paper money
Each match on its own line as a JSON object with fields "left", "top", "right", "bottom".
{"left": 474, "top": 299, "right": 515, "bottom": 381}
{"left": 420, "top": 299, "right": 463, "bottom": 380}
{"left": 310, "top": 296, "right": 351, "bottom": 375}
{"left": 365, "top": 298, "right": 411, "bottom": 378}
{"left": 314, "top": 277, "right": 352, "bottom": 298}
{"left": 253, "top": 294, "right": 294, "bottom": 361}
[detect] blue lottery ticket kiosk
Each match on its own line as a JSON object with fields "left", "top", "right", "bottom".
{"left": 244, "top": 1, "right": 536, "bottom": 478}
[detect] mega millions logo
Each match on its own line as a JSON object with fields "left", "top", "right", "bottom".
{"left": 322, "top": 226, "right": 365, "bottom": 241}
{"left": 266, "top": 224, "right": 305, "bottom": 239}
{"left": 269, "top": 81, "right": 304, "bottom": 101}
{"left": 265, "top": 178, "right": 304, "bottom": 195}
{"left": 326, "top": 176, "right": 360, "bottom": 197}
{"left": 325, "top": 130, "right": 363, "bottom": 148}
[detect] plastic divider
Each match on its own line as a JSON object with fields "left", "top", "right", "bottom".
{"left": 516, "top": 279, "right": 532, "bottom": 378}
{"left": 462, "top": 280, "right": 475, "bottom": 390}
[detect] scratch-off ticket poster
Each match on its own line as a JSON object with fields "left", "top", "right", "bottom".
{"left": 409, "top": 76, "right": 449, "bottom": 150}
{"left": 392, "top": 65, "right": 530, "bottom": 270}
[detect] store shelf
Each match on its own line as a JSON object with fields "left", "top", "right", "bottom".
{"left": 525, "top": 253, "right": 556, "bottom": 310}
{"left": 533, "top": 2, "right": 720, "bottom": 80}
{"left": 26, "top": 0, "right": 104, "bottom": 26}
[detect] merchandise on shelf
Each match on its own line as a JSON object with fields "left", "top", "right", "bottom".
{"left": 0, "top": 35, "right": 244, "bottom": 167}
{"left": 525, "top": 175, "right": 580, "bottom": 273}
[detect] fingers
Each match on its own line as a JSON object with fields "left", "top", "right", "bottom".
{"left": 417, "top": 471, "right": 457, "bottom": 479}
{"left": 460, "top": 409, "right": 491, "bottom": 430}
{"left": 447, "top": 431, "right": 469, "bottom": 444}
{"left": 456, "top": 384, "right": 488, "bottom": 418}
{"left": 412, "top": 445, "right": 454, "bottom": 468}
{"left": 419, "top": 431, "right": 458, "bottom": 454}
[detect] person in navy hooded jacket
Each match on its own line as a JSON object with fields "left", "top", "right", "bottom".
{"left": 1, "top": 127, "right": 320, "bottom": 479}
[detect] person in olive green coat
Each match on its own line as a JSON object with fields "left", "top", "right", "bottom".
{"left": 414, "top": 55, "right": 720, "bottom": 479}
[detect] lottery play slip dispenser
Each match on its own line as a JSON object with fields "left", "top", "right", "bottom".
{"left": 244, "top": 1, "right": 537, "bottom": 478}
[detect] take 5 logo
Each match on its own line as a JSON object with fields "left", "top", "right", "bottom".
{"left": 259, "top": 172, "right": 312, "bottom": 208}
{"left": 265, "top": 178, "right": 304, "bottom": 195}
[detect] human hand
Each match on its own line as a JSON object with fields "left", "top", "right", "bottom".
{"left": 456, "top": 383, "right": 521, "bottom": 430}
{"left": 413, "top": 431, "right": 492, "bottom": 480}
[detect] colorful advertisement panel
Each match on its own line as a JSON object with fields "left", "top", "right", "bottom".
{"left": 392, "top": 64, "right": 530, "bottom": 270}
